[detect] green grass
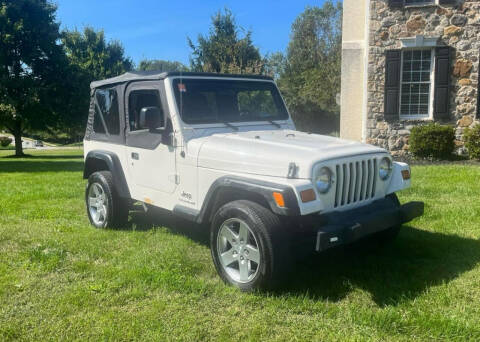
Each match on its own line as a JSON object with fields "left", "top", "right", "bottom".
{"left": 1, "top": 149, "right": 480, "bottom": 341}
{"left": 62, "top": 141, "right": 83, "bottom": 147}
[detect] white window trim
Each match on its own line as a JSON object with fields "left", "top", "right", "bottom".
{"left": 400, "top": 35, "right": 440, "bottom": 49}
{"left": 404, "top": 0, "right": 439, "bottom": 8}
{"left": 399, "top": 48, "right": 436, "bottom": 121}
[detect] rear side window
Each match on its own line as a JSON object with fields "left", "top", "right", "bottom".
{"left": 94, "top": 88, "right": 120, "bottom": 135}
{"left": 128, "top": 89, "right": 164, "bottom": 131}
{"left": 93, "top": 105, "right": 106, "bottom": 134}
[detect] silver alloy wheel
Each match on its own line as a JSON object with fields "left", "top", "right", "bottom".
{"left": 88, "top": 182, "right": 108, "bottom": 226}
{"left": 216, "top": 218, "right": 261, "bottom": 283}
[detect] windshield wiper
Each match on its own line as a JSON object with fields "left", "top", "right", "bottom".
{"left": 220, "top": 121, "right": 239, "bottom": 131}
{"left": 267, "top": 119, "right": 282, "bottom": 128}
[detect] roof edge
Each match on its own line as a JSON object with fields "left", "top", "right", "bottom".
{"left": 90, "top": 71, "right": 274, "bottom": 89}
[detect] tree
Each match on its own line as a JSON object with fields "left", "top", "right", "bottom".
{"left": 273, "top": 1, "right": 342, "bottom": 134}
{"left": 60, "top": 27, "right": 133, "bottom": 141}
{"left": 188, "top": 9, "right": 265, "bottom": 74}
{"left": 0, "top": 0, "right": 67, "bottom": 156}
{"left": 264, "top": 52, "right": 286, "bottom": 81}
{"left": 62, "top": 27, "right": 133, "bottom": 80}
{"left": 138, "top": 59, "right": 189, "bottom": 72}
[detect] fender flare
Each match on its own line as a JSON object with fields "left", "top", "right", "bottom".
{"left": 173, "top": 176, "right": 300, "bottom": 224}
{"left": 83, "top": 150, "right": 131, "bottom": 198}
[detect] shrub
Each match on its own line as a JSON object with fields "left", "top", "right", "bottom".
{"left": 409, "top": 123, "right": 455, "bottom": 160}
{"left": 0, "top": 136, "right": 12, "bottom": 147}
{"left": 464, "top": 124, "right": 480, "bottom": 160}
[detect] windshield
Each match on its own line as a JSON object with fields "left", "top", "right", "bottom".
{"left": 172, "top": 78, "right": 289, "bottom": 124}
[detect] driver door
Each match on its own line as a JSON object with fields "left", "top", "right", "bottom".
{"left": 125, "top": 81, "right": 177, "bottom": 197}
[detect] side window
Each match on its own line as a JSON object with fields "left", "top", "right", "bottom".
{"left": 128, "top": 89, "right": 164, "bottom": 131}
{"left": 94, "top": 88, "right": 120, "bottom": 135}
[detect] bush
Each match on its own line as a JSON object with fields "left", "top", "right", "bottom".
{"left": 409, "top": 123, "right": 455, "bottom": 160}
{"left": 0, "top": 136, "right": 12, "bottom": 147}
{"left": 464, "top": 124, "right": 480, "bottom": 160}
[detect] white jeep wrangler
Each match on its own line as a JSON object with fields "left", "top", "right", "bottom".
{"left": 83, "top": 71, "right": 424, "bottom": 291}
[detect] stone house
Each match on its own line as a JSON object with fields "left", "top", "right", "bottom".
{"left": 340, "top": 0, "right": 480, "bottom": 156}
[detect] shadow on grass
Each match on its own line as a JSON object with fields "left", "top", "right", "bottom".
{"left": 26, "top": 154, "right": 83, "bottom": 160}
{"left": 280, "top": 226, "right": 480, "bottom": 306}
{"left": 126, "top": 207, "right": 209, "bottom": 245}
{"left": 2, "top": 154, "right": 83, "bottom": 159}
{"left": 0, "top": 159, "right": 84, "bottom": 173}
{"left": 125, "top": 210, "right": 480, "bottom": 306}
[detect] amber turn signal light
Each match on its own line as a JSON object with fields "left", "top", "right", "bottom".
{"left": 300, "top": 189, "right": 316, "bottom": 203}
{"left": 401, "top": 169, "right": 411, "bottom": 180}
{"left": 272, "top": 192, "right": 285, "bottom": 207}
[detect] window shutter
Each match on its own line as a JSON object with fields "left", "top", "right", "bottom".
{"left": 438, "top": 0, "right": 456, "bottom": 5}
{"left": 433, "top": 47, "right": 452, "bottom": 120}
{"left": 388, "top": 0, "right": 404, "bottom": 8}
{"left": 384, "top": 50, "right": 402, "bottom": 121}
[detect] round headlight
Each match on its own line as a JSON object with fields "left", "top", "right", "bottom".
{"left": 379, "top": 157, "right": 392, "bottom": 180}
{"left": 315, "top": 167, "right": 333, "bottom": 193}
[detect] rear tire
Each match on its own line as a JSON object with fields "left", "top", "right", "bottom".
{"left": 210, "top": 200, "right": 291, "bottom": 291}
{"left": 85, "top": 171, "right": 129, "bottom": 228}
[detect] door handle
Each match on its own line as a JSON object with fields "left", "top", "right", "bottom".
{"left": 131, "top": 152, "right": 139, "bottom": 160}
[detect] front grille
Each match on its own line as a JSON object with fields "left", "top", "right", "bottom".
{"left": 334, "top": 158, "right": 377, "bottom": 208}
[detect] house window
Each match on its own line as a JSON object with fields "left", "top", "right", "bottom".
{"left": 400, "top": 49, "right": 434, "bottom": 119}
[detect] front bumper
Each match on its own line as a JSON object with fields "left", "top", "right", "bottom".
{"left": 305, "top": 197, "right": 424, "bottom": 252}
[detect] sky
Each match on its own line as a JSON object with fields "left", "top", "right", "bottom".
{"left": 55, "top": 0, "right": 330, "bottom": 66}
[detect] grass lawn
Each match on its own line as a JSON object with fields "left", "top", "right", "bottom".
{"left": 1, "top": 149, "right": 480, "bottom": 341}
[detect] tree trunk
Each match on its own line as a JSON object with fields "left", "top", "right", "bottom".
{"left": 14, "top": 131, "right": 23, "bottom": 156}
{"left": 12, "top": 120, "right": 24, "bottom": 157}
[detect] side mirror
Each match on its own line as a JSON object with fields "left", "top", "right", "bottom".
{"left": 139, "top": 106, "right": 164, "bottom": 131}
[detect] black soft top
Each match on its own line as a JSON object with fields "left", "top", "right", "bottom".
{"left": 90, "top": 71, "right": 274, "bottom": 89}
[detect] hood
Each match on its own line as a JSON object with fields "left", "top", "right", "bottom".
{"left": 192, "top": 129, "right": 386, "bottom": 179}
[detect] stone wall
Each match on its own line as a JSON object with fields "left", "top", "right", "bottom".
{"left": 366, "top": 0, "right": 480, "bottom": 156}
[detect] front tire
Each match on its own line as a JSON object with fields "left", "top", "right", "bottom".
{"left": 85, "top": 171, "right": 128, "bottom": 228}
{"left": 210, "top": 200, "right": 290, "bottom": 291}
